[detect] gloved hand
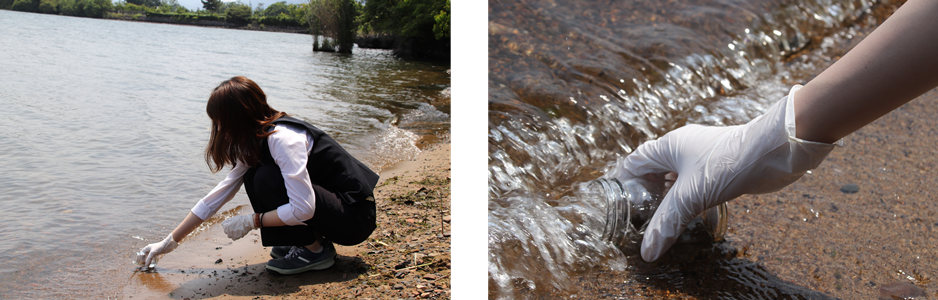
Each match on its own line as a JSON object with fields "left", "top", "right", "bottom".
{"left": 614, "top": 85, "right": 840, "bottom": 262}
{"left": 140, "top": 233, "right": 179, "bottom": 266}
{"left": 222, "top": 214, "right": 257, "bottom": 241}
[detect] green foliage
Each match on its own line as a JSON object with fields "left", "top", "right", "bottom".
{"left": 395, "top": 0, "right": 446, "bottom": 39}
{"left": 11, "top": 0, "right": 39, "bottom": 12}
{"left": 1, "top": 0, "right": 303, "bottom": 27}
{"left": 200, "top": 0, "right": 219, "bottom": 12}
{"left": 126, "top": 0, "right": 159, "bottom": 7}
{"left": 225, "top": 3, "right": 251, "bottom": 25}
{"left": 263, "top": 0, "right": 287, "bottom": 17}
{"left": 362, "top": 0, "right": 449, "bottom": 40}
{"left": 145, "top": 11, "right": 225, "bottom": 22}
{"left": 77, "top": 0, "right": 111, "bottom": 17}
{"left": 57, "top": 0, "right": 79, "bottom": 15}
{"left": 112, "top": 1, "right": 143, "bottom": 12}
{"left": 255, "top": 14, "right": 303, "bottom": 27}
{"left": 432, "top": 0, "right": 448, "bottom": 39}
{"left": 360, "top": 0, "right": 391, "bottom": 32}
{"left": 38, "top": 0, "right": 56, "bottom": 13}
{"left": 308, "top": 0, "right": 358, "bottom": 53}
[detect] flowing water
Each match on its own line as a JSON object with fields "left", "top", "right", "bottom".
{"left": 488, "top": 0, "right": 906, "bottom": 298}
{"left": 0, "top": 10, "right": 449, "bottom": 298}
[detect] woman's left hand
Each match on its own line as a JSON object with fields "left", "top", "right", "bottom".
{"left": 221, "top": 214, "right": 257, "bottom": 240}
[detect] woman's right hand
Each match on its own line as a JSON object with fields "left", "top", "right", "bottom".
{"left": 140, "top": 233, "right": 179, "bottom": 266}
{"left": 615, "top": 86, "right": 839, "bottom": 262}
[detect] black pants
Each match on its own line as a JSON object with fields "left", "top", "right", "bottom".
{"left": 243, "top": 163, "right": 377, "bottom": 247}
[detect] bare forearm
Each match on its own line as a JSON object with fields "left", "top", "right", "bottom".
{"left": 796, "top": 0, "right": 938, "bottom": 143}
{"left": 170, "top": 212, "right": 204, "bottom": 242}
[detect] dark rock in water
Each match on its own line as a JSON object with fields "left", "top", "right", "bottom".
{"left": 878, "top": 281, "right": 925, "bottom": 300}
{"left": 840, "top": 184, "right": 859, "bottom": 194}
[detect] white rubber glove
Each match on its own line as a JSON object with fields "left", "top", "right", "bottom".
{"left": 615, "top": 85, "right": 840, "bottom": 262}
{"left": 140, "top": 233, "right": 179, "bottom": 266}
{"left": 222, "top": 214, "right": 257, "bottom": 241}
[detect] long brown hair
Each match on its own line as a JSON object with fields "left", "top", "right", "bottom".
{"left": 205, "top": 76, "right": 287, "bottom": 173}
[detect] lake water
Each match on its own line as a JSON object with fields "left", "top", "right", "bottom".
{"left": 488, "top": 0, "right": 907, "bottom": 298}
{"left": 0, "top": 10, "right": 449, "bottom": 298}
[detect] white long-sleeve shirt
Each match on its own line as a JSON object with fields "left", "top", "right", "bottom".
{"left": 190, "top": 122, "right": 316, "bottom": 226}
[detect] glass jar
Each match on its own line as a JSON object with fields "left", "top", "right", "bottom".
{"left": 588, "top": 177, "right": 727, "bottom": 251}
{"left": 132, "top": 251, "right": 159, "bottom": 269}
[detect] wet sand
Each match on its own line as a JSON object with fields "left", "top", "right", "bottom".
{"left": 119, "top": 141, "right": 452, "bottom": 299}
{"left": 567, "top": 89, "right": 938, "bottom": 298}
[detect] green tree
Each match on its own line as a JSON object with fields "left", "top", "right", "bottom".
{"left": 362, "top": 0, "right": 449, "bottom": 40}
{"left": 263, "top": 0, "right": 287, "bottom": 17}
{"left": 287, "top": 2, "right": 308, "bottom": 26}
{"left": 226, "top": 3, "right": 251, "bottom": 24}
{"left": 0, "top": 0, "right": 15, "bottom": 9}
{"left": 57, "top": 0, "right": 79, "bottom": 15}
{"left": 394, "top": 0, "right": 446, "bottom": 39}
{"left": 308, "top": 0, "right": 358, "bottom": 53}
{"left": 360, "top": 0, "right": 392, "bottom": 33}
{"left": 201, "top": 0, "right": 220, "bottom": 12}
{"left": 432, "top": 0, "right": 449, "bottom": 39}
{"left": 77, "top": 0, "right": 110, "bottom": 17}
{"left": 11, "top": 0, "right": 40, "bottom": 12}
{"left": 38, "top": 0, "right": 57, "bottom": 13}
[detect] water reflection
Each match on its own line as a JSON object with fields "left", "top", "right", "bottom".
{"left": 130, "top": 271, "right": 176, "bottom": 294}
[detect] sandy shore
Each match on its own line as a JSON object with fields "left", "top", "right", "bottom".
{"left": 120, "top": 141, "right": 451, "bottom": 299}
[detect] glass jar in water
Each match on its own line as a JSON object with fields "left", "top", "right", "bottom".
{"left": 588, "top": 177, "right": 727, "bottom": 251}
{"left": 132, "top": 251, "right": 158, "bottom": 269}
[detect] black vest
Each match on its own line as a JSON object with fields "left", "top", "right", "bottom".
{"left": 257, "top": 116, "right": 379, "bottom": 204}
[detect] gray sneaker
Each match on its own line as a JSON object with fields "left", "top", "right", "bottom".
{"left": 266, "top": 245, "right": 336, "bottom": 275}
{"left": 270, "top": 241, "right": 334, "bottom": 259}
{"left": 270, "top": 246, "right": 292, "bottom": 259}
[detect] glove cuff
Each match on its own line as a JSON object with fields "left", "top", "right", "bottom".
{"left": 164, "top": 233, "right": 179, "bottom": 251}
{"left": 784, "top": 85, "right": 842, "bottom": 171}
{"left": 785, "top": 85, "right": 844, "bottom": 147}
{"left": 719, "top": 85, "right": 842, "bottom": 197}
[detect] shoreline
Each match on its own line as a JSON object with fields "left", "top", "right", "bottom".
{"left": 120, "top": 140, "right": 451, "bottom": 299}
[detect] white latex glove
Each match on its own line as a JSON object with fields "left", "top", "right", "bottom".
{"left": 140, "top": 233, "right": 179, "bottom": 266}
{"left": 222, "top": 214, "right": 257, "bottom": 241}
{"left": 615, "top": 85, "right": 840, "bottom": 262}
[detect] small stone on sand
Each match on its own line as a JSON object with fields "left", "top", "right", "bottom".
{"left": 840, "top": 184, "right": 859, "bottom": 194}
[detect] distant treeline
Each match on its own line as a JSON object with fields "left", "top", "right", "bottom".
{"left": 1, "top": 0, "right": 450, "bottom": 60}
{"left": 1, "top": 0, "right": 309, "bottom": 27}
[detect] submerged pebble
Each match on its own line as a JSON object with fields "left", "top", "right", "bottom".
{"left": 878, "top": 281, "right": 925, "bottom": 300}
